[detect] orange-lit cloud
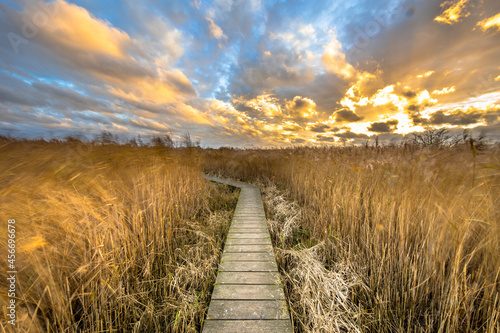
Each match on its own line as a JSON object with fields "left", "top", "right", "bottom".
{"left": 322, "top": 32, "right": 355, "bottom": 79}
{"left": 285, "top": 96, "right": 317, "bottom": 118}
{"left": 24, "top": 0, "right": 132, "bottom": 58}
{"left": 2, "top": 0, "right": 500, "bottom": 147}
{"left": 206, "top": 17, "right": 227, "bottom": 39}
{"left": 417, "top": 71, "right": 435, "bottom": 78}
{"left": 476, "top": 13, "right": 500, "bottom": 32}
{"left": 434, "top": 0, "right": 471, "bottom": 25}
{"left": 433, "top": 86, "right": 456, "bottom": 95}
{"left": 235, "top": 94, "right": 284, "bottom": 117}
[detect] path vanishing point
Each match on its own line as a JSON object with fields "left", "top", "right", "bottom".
{"left": 202, "top": 175, "right": 293, "bottom": 333}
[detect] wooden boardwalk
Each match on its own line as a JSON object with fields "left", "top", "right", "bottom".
{"left": 202, "top": 176, "right": 293, "bottom": 333}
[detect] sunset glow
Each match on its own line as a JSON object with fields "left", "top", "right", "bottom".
{"left": 1, "top": 0, "right": 499, "bottom": 147}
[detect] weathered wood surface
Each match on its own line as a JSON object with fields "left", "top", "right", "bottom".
{"left": 202, "top": 175, "right": 292, "bottom": 333}
{"left": 203, "top": 320, "right": 293, "bottom": 333}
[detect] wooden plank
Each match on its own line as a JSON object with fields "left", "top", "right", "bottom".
{"left": 230, "top": 223, "right": 267, "bottom": 228}
{"left": 230, "top": 228, "right": 268, "bottom": 234}
{"left": 216, "top": 272, "right": 281, "bottom": 285}
{"left": 226, "top": 238, "right": 272, "bottom": 245}
{"left": 203, "top": 320, "right": 292, "bottom": 333}
{"left": 226, "top": 233, "right": 269, "bottom": 239}
{"left": 232, "top": 218, "right": 267, "bottom": 223}
{"left": 206, "top": 300, "right": 289, "bottom": 320}
{"left": 224, "top": 244, "right": 273, "bottom": 253}
{"left": 228, "top": 229, "right": 268, "bottom": 234}
{"left": 212, "top": 284, "right": 285, "bottom": 300}
{"left": 219, "top": 261, "right": 278, "bottom": 272}
{"left": 221, "top": 252, "right": 274, "bottom": 261}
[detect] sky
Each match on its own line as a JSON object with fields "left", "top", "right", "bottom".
{"left": 0, "top": 0, "right": 499, "bottom": 147}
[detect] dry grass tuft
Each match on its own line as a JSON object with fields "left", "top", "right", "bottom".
{"left": 264, "top": 185, "right": 364, "bottom": 332}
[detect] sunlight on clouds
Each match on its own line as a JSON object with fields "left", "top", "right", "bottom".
{"left": 422, "top": 91, "right": 500, "bottom": 116}
{"left": 235, "top": 94, "right": 283, "bottom": 117}
{"left": 206, "top": 17, "right": 227, "bottom": 40}
{"left": 130, "top": 117, "right": 170, "bottom": 131}
{"left": 322, "top": 32, "right": 355, "bottom": 79}
{"left": 285, "top": 96, "right": 317, "bottom": 118}
{"left": 415, "top": 90, "right": 437, "bottom": 106}
{"left": 107, "top": 69, "right": 195, "bottom": 105}
{"left": 28, "top": 0, "right": 131, "bottom": 58}
{"left": 434, "top": 0, "right": 471, "bottom": 25}
{"left": 391, "top": 113, "right": 424, "bottom": 134}
{"left": 433, "top": 86, "right": 456, "bottom": 95}
{"left": 372, "top": 85, "right": 408, "bottom": 111}
{"left": 341, "top": 72, "right": 378, "bottom": 110}
{"left": 476, "top": 13, "right": 500, "bottom": 32}
{"left": 417, "top": 71, "right": 435, "bottom": 78}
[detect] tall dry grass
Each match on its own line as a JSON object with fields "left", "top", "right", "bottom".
{"left": 0, "top": 139, "right": 237, "bottom": 332}
{"left": 203, "top": 145, "right": 500, "bottom": 332}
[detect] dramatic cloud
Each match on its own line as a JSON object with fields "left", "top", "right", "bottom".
{"left": 477, "top": 13, "right": 500, "bottom": 32}
{"left": 285, "top": 96, "right": 317, "bottom": 119}
{"left": 1, "top": 0, "right": 499, "bottom": 146}
{"left": 434, "top": 0, "right": 471, "bottom": 25}
{"left": 322, "top": 32, "right": 355, "bottom": 79}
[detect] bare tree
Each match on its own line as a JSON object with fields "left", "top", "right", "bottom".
{"left": 152, "top": 133, "right": 175, "bottom": 148}
{"left": 181, "top": 133, "right": 200, "bottom": 148}
{"left": 412, "top": 128, "right": 451, "bottom": 147}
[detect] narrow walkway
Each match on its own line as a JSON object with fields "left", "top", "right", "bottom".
{"left": 202, "top": 175, "right": 293, "bottom": 333}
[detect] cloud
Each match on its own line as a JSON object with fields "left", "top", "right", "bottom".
{"left": 432, "top": 86, "right": 456, "bottom": 95}
{"left": 1, "top": 0, "right": 500, "bottom": 147}
{"left": 417, "top": 71, "right": 435, "bottom": 78}
{"left": 233, "top": 94, "right": 284, "bottom": 118}
{"left": 206, "top": 17, "right": 227, "bottom": 39}
{"left": 434, "top": 0, "right": 471, "bottom": 25}
{"left": 334, "top": 131, "right": 369, "bottom": 139}
{"left": 285, "top": 96, "right": 317, "bottom": 118}
{"left": 368, "top": 119, "right": 399, "bottom": 133}
{"left": 428, "top": 110, "right": 483, "bottom": 125}
{"left": 238, "top": 49, "right": 316, "bottom": 93}
{"left": 334, "top": 109, "right": 363, "bottom": 122}
{"left": 33, "top": 0, "right": 132, "bottom": 58}
{"left": 322, "top": 32, "right": 355, "bottom": 79}
{"left": 309, "top": 123, "right": 333, "bottom": 133}
{"left": 315, "top": 134, "right": 336, "bottom": 142}
{"left": 476, "top": 13, "right": 500, "bottom": 32}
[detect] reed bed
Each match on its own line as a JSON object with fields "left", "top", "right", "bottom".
{"left": 0, "top": 139, "right": 237, "bottom": 332}
{"left": 202, "top": 144, "right": 500, "bottom": 332}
